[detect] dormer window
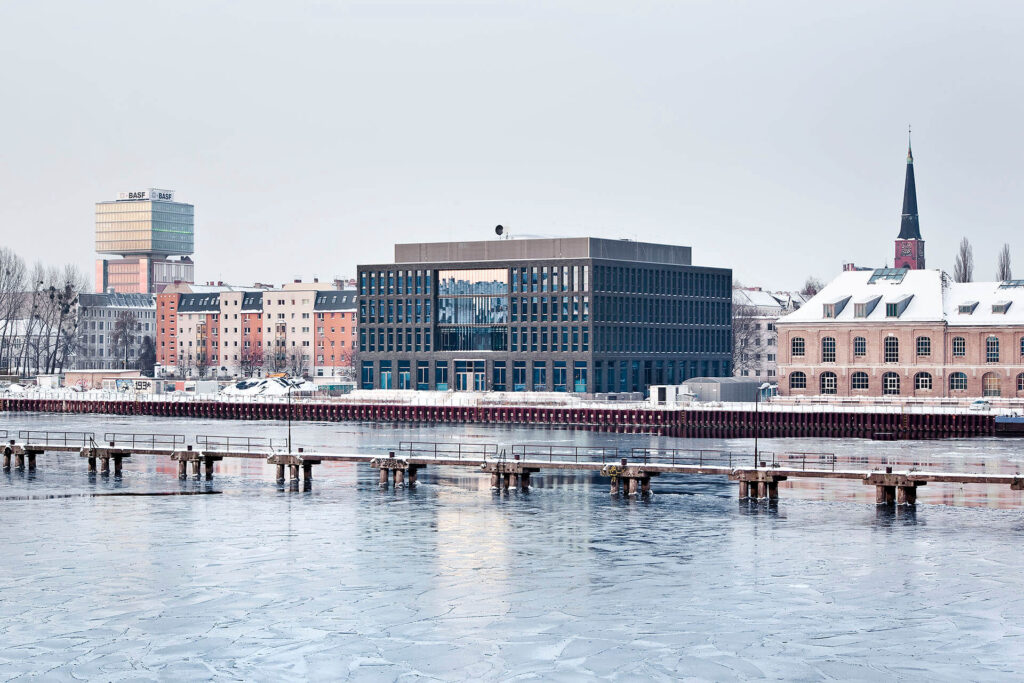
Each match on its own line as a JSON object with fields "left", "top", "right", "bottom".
{"left": 854, "top": 296, "right": 881, "bottom": 318}
{"left": 992, "top": 301, "right": 1011, "bottom": 314}
{"left": 885, "top": 294, "right": 913, "bottom": 318}
{"left": 822, "top": 296, "right": 851, "bottom": 319}
{"left": 958, "top": 301, "right": 978, "bottom": 314}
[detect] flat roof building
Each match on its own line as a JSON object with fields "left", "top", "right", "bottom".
{"left": 356, "top": 237, "right": 732, "bottom": 395}
{"left": 95, "top": 188, "right": 195, "bottom": 294}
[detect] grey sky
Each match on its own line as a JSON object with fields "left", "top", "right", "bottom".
{"left": 1, "top": 0, "right": 1021, "bottom": 290}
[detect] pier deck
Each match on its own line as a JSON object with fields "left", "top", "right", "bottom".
{"left": 4, "top": 431, "right": 1022, "bottom": 505}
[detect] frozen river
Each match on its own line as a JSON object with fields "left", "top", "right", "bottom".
{"left": 1, "top": 413, "right": 1024, "bottom": 679}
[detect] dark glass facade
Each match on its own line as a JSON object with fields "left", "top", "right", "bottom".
{"left": 356, "top": 238, "right": 731, "bottom": 394}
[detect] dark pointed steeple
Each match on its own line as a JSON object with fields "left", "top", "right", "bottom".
{"left": 898, "top": 129, "right": 921, "bottom": 239}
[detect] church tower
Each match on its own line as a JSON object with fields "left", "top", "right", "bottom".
{"left": 894, "top": 133, "right": 925, "bottom": 269}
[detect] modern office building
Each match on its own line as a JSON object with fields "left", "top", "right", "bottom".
{"left": 356, "top": 238, "right": 732, "bottom": 394}
{"left": 95, "top": 188, "right": 195, "bottom": 294}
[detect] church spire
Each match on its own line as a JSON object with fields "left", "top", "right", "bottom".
{"left": 898, "top": 127, "right": 921, "bottom": 240}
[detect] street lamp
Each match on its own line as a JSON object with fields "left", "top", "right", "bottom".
{"left": 753, "top": 382, "right": 771, "bottom": 469}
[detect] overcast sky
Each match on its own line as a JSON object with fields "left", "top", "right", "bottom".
{"left": 1, "top": 0, "right": 1021, "bottom": 290}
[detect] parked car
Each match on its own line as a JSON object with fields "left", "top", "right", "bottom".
{"left": 969, "top": 399, "right": 991, "bottom": 411}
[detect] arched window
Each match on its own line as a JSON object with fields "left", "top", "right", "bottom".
{"left": 789, "top": 371, "right": 807, "bottom": 389}
{"left": 1017, "top": 372, "right": 1024, "bottom": 392}
{"left": 791, "top": 337, "right": 805, "bottom": 357}
{"left": 983, "top": 372, "right": 1001, "bottom": 397}
{"left": 986, "top": 336, "right": 1000, "bottom": 363}
{"left": 949, "top": 372, "right": 967, "bottom": 391}
{"left": 884, "top": 336, "right": 899, "bottom": 363}
{"left": 851, "top": 372, "right": 869, "bottom": 390}
{"left": 952, "top": 337, "right": 966, "bottom": 357}
{"left": 916, "top": 336, "right": 931, "bottom": 357}
{"left": 820, "top": 371, "right": 838, "bottom": 395}
{"left": 882, "top": 372, "right": 900, "bottom": 396}
{"left": 914, "top": 372, "right": 932, "bottom": 390}
{"left": 853, "top": 337, "right": 866, "bottom": 357}
{"left": 821, "top": 337, "right": 836, "bottom": 363}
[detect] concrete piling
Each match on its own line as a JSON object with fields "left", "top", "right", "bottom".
{"left": 379, "top": 468, "right": 389, "bottom": 487}
{"left": 203, "top": 457, "right": 214, "bottom": 481}
{"left": 192, "top": 460, "right": 201, "bottom": 476}
{"left": 88, "top": 456, "right": 97, "bottom": 473}
{"left": 100, "top": 457, "right": 110, "bottom": 475}
{"left": 394, "top": 468, "right": 404, "bottom": 488}
{"left": 112, "top": 455, "right": 122, "bottom": 477}
{"left": 738, "top": 481, "right": 749, "bottom": 499}
{"left": 177, "top": 460, "right": 187, "bottom": 478}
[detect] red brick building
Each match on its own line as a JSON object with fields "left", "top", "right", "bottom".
{"left": 777, "top": 269, "right": 1024, "bottom": 398}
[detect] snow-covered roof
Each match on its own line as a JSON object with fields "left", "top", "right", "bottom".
{"left": 778, "top": 269, "right": 1024, "bottom": 326}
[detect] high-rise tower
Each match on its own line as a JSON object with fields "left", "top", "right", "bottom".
{"left": 95, "top": 188, "right": 195, "bottom": 293}
{"left": 894, "top": 135, "right": 925, "bottom": 270}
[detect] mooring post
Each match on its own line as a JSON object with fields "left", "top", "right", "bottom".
{"left": 191, "top": 460, "right": 201, "bottom": 476}
{"left": 204, "top": 457, "right": 214, "bottom": 481}
{"left": 177, "top": 460, "right": 187, "bottom": 478}
{"left": 395, "top": 468, "right": 405, "bottom": 488}
{"left": 113, "top": 455, "right": 122, "bottom": 477}
{"left": 276, "top": 464, "right": 285, "bottom": 482}
{"left": 521, "top": 470, "right": 531, "bottom": 491}
{"left": 378, "top": 468, "right": 389, "bottom": 487}
{"left": 738, "top": 480, "right": 750, "bottom": 499}
{"left": 100, "top": 457, "right": 110, "bottom": 475}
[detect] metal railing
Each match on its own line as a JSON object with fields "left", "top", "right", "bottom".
{"left": 398, "top": 441, "right": 499, "bottom": 460}
{"left": 510, "top": 444, "right": 619, "bottom": 463}
{"left": 103, "top": 433, "right": 186, "bottom": 449}
{"left": 18, "top": 430, "right": 96, "bottom": 446}
{"left": 629, "top": 448, "right": 750, "bottom": 467}
{"left": 195, "top": 435, "right": 285, "bottom": 452}
{"left": 775, "top": 451, "right": 839, "bottom": 472}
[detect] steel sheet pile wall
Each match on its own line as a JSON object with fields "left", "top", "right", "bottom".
{"left": 0, "top": 397, "right": 997, "bottom": 439}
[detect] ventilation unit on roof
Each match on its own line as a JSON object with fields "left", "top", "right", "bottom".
{"left": 854, "top": 295, "right": 882, "bottom": 318}
{"left": 992, "top": 301, "right": 1011, "bottom": 314}
{"left": 958, "top": 301, "right": 979, "bottom": 314}
{"left": 885, "top": 294, "right": 913, "bottom": 318}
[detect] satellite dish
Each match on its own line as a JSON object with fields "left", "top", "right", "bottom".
{"left": 495, "top": 225, "right": 504, "bottom": 236}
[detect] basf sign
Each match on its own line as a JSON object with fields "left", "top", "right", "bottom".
{"left": 117, "top": 188, "right": 175, "bottom": 201}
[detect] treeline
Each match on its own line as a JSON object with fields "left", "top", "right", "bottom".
{"left": 0, "top": 246, "right": 89, "bottom": 376}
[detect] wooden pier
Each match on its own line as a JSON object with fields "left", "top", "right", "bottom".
{"left": 4, "top": 432, "right": 1024, "bottom": 506}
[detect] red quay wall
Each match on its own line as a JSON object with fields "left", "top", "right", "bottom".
{"left": 0, "top": 397, "right": 999, "bottom": 440}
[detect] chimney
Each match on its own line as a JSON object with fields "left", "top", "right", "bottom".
{"left": 313, "top": 277, "right": 318, "bottom": 283}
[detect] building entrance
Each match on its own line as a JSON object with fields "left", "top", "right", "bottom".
{"left": 454, "top": 360, "right": 486, "bottom": 391}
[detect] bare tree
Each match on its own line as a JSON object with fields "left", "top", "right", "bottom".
{"left": 954, "top": 237, "right": 974, "bottom": 283}
{"left": 240, "top": 347, "right": 264, "bottom": 378}
{"left": 997, "top": 243, "right": 1012, "bottom": 281}
{"left": 0, "top": 248, "right": 26, "bottom": 373}
{"left": 731, "top": 301, "right": 762, "bottom": 378}
{"left": 800, "top": 277, "right": 824, "bottom": 297}
{"left": 109, "top": 311, "right": 139, "bottom": 369}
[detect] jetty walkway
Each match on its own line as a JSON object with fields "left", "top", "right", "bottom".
{"left": 2, "top": 430, "right": 1022, "bottom": 505}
